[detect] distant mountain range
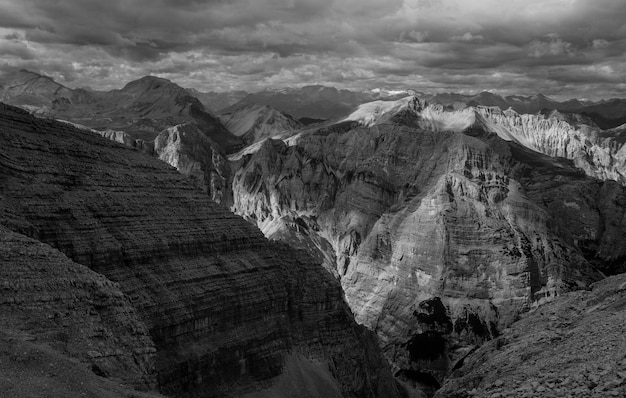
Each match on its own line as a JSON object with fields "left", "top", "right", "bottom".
{"left": 198, "top": 84, "right": 626, "bottom": 128}
{"left": 0, "top": 69, "right": 242, "bottom": 151}
{"left": 4, "top": 69, "right": 626, "bottom": 130}
{"left": 222, "top": 85, "right": 418, "bottom": 121}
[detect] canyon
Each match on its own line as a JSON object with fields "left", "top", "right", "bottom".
{"left": 229, "top": 96, "right": 626, "bottom": 391}
{"left": 3, "top": 70, "right": 626, "bottom": 397}
{"left": 0, "top": 103, "right": 407, "bottom": 398}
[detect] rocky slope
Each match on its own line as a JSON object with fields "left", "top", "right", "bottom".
{"left": 436, "top": 273, "right": 626, "bottom": 398}
{"left": 0, "top": 226, "right": 162, "bottom": 396}
{"left": 229, "top": 97, "right": 626, "bottom": 392}
{"left": 219, "top": 103, "right": 302, "bottom": 145}
{"left": 0, "top": 103, "right": 405, "bottom": 398}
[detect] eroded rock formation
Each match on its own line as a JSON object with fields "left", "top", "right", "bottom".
{"left": 0, "top": 103, "right": 404, "bottom": 398}
{"left": 230, "top": 98, "right": 626, "bottom": 391}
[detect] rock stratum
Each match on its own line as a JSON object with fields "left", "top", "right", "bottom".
{"left": 0, "top": 103, "right": 406, "bottom": 398}
{"left": 230, "top": 96, "right": 626, "bottom": 392}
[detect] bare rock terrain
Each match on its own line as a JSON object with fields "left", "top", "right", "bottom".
{"left": 0, "top": 102, "right": 404, "bottom": 398}
{"left": 436, "top": 273, "right": 626, "bottom": 398}
{"left": 230, "top": 97, "right": 626, "bottom": 391}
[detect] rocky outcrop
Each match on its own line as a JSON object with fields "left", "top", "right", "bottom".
{"left": 154, "top": 123, "right": 233, "bottom": 204}
{"left": 0, "top": 103, "right": 404, "bottom": 398}
{"left": 219, "top": 103, "right": 302, "bottom": 145}
{"left": 60, "top": 114, "right": 232, "bottom": 205}
{"left": 230, "top": 100, "right": 626, "bottom": 392}
{"left": 435, "top": 273, "right": 626, "bottom": 398}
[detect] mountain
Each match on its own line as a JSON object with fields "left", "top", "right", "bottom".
{"left": 503, "top": 93, "right": 563, "bottom": 114}
{"left": 0, "top": 70, "right": 247, "bottom": 204}
{"left": 474, "top": 106, "right": 626, "bottom": 184}
{"left": 64, "top": 75, "right": 243, "bottom": 151}
{"left": 436, "top": 272, "right": 626, "bottom": 397}
{"left": 0, "top": 70, "right": 243, "bottom": 152}
{"left": 466, "top": 91, "right": 511, "bottom": 110}
{"left": 187, "top": 88, "right": 249, "bottom": 113}
{"left": 0, "top": 69, "right": 94, "bottom": 112}
{"left": 0, "top": 103, "right": 406, "bottom": 398}
{"left": 425, "top": 91, "right": 626, "bottom": 126}
{"left": 228, "top": 97, "right": 626, "bottom": 393}
{"left": 219, "top": 103, "right": 302, "bottom": 145}
{"left": 578, "top": 98, "right": 626, "bottom": 129}
{"left": 227, "top": 85, "right": 415, "bottom": 121}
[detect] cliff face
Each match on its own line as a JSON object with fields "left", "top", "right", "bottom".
{"left": 475, "top": 107, "right": 626, "bottom": 184}
{"left": 0, "top": 103, "right": 402, "bottom": 398}
{"left": 230, "top": 103, "right": 626, "bottom": 390}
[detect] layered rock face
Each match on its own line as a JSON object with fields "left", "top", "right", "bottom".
{"left": 475, "top": 106, "right": 626, "bottom": 184}
{"left": 0, "top": 103, "right": 403, "bottom": 398}
{"left": 230, "top": 99, "right": 626, "bottom": 391}
{"left": 436, "top": 273, "right": 626, "bottom": 398}
{"left": 0, "top": 226, "right": 159, "bottom": 393}
{"left": 219, "top": 103, "right": 302, "bottom": 145}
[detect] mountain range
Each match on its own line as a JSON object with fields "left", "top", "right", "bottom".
{"left": 2, "top": 69, "right": 626, "bottom": 397}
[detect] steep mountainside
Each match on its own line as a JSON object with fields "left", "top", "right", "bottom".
{"left": 219, "top": 103, "right": 302, "bottom": 145}
{"left": 0, "top": 103, "right": 405, "bottom": 398}
{"left": 229, "top": 98, "right": 626, "bottom": 392}
{"left": 436, "top": 273, "right": 626, "bottom": 398}
{"left": 0, "top": 226, "right": 162, "bottom": 396}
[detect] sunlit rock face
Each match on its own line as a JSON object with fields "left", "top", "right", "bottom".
{"left": 0, "top": 103, "right": 405, "bottom": 398}
{"left": 230, "top": 97, "right": 626, "bottom": 390}
{"left": 474, "top": 106, "right": 626, "bottom": 184}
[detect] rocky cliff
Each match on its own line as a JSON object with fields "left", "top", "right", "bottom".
{"left": 0, "top": 103, "right": 405, "bottom": 398}
{"left": 435, "top": 273, "right": 626, "bottom": 398}
{"left": 475, "top": 106, "right": 626, "bottom": 184}
{"left": 230, "top": 98, "right": 626, "bottom": 392}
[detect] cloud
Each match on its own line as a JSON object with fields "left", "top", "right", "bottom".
{"left": 527, "top": 35, "right": 575, "bottom": 58}
{"left": 0, "top": 0, "right": 625, "bottom": 99}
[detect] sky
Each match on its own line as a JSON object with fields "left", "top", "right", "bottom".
{"left": 1, "top": 0, "right": 626, "bottom": 99}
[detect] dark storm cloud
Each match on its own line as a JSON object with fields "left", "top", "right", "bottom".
{"left": 0, "top": 0, "right": 625, "bottom": 98}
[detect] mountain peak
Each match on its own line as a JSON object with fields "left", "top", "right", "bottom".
{"left": 121, "top": 76, "right": 178, "bottom": 93}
